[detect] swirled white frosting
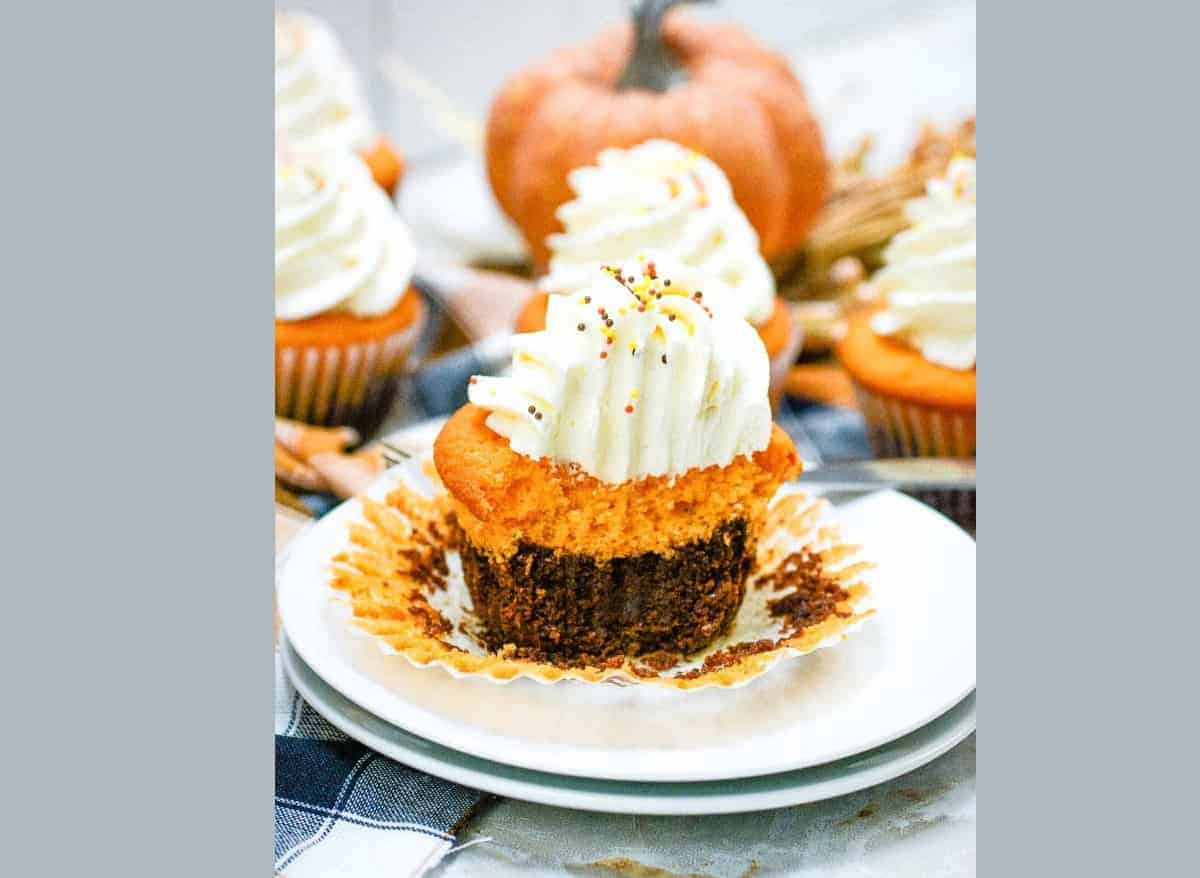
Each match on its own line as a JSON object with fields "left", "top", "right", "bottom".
{"left": 543, "top": 140, "right": 776, "bottom": 325}
{"left": 470, "top": 255, "right": 771, "bottom": 483}
{"left": 275, "top": 152, "right": 415, "bottom": 320}
{"left": 870, "top": 157, "right": 976, "bottom": 370}
{"left": 275, "top": 11, "right": 377, "bottom": 156}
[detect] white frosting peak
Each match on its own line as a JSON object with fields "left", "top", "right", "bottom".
{"left": 275, "top": 152, "right": 415, "bottom": 320}
{"left": 275, "top": 11, "right": 377, "bottom": 157}
{"left": 871, "top": 157, "right": 977, "bottom": 370}
{"left": 470, "top": 256, "right": 772, "bottom": 483}
{"left": 544, "top": 140, "right": 776, "bottom": 325}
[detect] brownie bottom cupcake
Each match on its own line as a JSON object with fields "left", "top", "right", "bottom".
{"left": 435, "top": 405, "right": 799, "bottom": 663}
{"left": 459, "top": 518, "right": 752, "bottom": 662}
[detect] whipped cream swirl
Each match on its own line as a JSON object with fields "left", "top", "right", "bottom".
{"left": 470, "top": 256, "right": 771, "bottom": 483}
{"left": 275, "top": 11, "right": 377, "bottom": 156}
{"left": 275, "top": 152, "right": 415, "bottom": 320}
{"left": 543, "top": 140, "right": 776, "bottom": 326}
{"left": 870, "top": 157, "right": 976, "bottom": 370}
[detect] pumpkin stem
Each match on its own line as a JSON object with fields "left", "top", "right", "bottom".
{"left": 617, "top": 0, "right": 705, "bottom": 92}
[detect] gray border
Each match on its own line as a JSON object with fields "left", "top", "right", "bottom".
{"left": 7, "top": 0, "right": 1195, "bottom": 873}
{"left": 5, "top": 2, "right": 272, "bottom": 874}
{"left": 984, "top": 2, "right": 1193, "bottom": 874}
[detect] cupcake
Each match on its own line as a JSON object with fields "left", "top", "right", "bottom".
{"left": 514, "top": 140, "right": 801, "bottom": 409}
{"left": 275, "top": 152, "right": 423, "bottom": 434}
{"left": 275, "top": 10, "right": 404, "bottom": 195}
{"left": 434, "top": 257, "right": 801, "bottom": 663}
{"left": 838, "top": 158, "right": 975, "bottom": 521}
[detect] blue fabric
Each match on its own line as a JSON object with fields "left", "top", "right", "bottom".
{"left": 274, "top": 656, "right": 485, "bottom": 874}
{"left": 775, "top": 397, "right": 872, "bottom": 465}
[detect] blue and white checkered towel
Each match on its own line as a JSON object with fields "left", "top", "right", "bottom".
{"left": 274, "top": 653, "right": 485, "bottom": 876}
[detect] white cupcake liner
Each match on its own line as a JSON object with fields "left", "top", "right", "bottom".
{"left": 854, "top": 384, "right": 975, "bottom": 528}
{"left": 328, "top": 455, "right": 874, "bottom": 690}
{"left": 276, "top": 320, "right": 422, "bottom": 427}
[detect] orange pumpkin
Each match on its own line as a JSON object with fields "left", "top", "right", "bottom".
{"left": 486, "top": 2, "right": 830, "bottom": 271}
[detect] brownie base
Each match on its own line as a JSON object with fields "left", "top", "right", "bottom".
{"left": 459, "top": 518, "right": 754, "bottom": 664}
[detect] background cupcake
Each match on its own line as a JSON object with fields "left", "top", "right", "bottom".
{"left": 485, "top": 4, "right": 828, "bottom": 275}
{"left": 275, "top": 151, "right": 423, "bottom": 434}
{"left": 838, "top": 157, "right": 975, "bottom": 520}
{"left": 515, "top": 140, "right": 802, "bottom": 409}
{"left": 275, "top": 10, "right": 404, "bottom": 195}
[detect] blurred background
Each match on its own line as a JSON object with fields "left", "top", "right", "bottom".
{"left": 298, "top": 0, "right": 974, "bottom": 166}
{"left": 291, "top": 0, "right": 975, "bottom": 265}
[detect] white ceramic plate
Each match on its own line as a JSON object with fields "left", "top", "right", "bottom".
{"left": 282, "top": 634, "right": 975, "bottom": 815}
{"left": 278, "top": 483, "right": 975, "bottom": 783}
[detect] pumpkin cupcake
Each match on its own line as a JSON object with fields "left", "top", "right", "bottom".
{"left": 839, "top": 157, "right": 975, "bottom": 526}
{"left": 275, "top": 151, "right": 423, "bottom": 434}
{"left": 515, "top": 140, "right": 801, "bottom": 409}
{"left": 275, "top": 10, "right": 404, "bottom": 195}
{"left": 435, "top": 258, "right": 800, "bottom": 663}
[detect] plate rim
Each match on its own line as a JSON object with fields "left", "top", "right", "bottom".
{"left": 281, "top": 634, "right": 975, "bottom": 816}
{"left": 278, "top": 477, "right": 976, "bottom": 782}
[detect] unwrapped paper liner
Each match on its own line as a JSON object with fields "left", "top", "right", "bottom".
{"left": 328, "top": 456, "right": 874, "bottom": 690}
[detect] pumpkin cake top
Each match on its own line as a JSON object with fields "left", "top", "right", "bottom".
{"left": 543, "top": 139, "right": 777, "bottom": 326}
{"left": 467, "top": 254, "right": 771, "bottom": 483}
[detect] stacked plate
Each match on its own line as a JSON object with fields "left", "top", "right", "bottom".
{"left": 277, "top": 486, "right": 975, "bottom": 815}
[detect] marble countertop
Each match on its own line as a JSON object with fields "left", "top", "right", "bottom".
{"left": 435, "top": 736, "right": 974, "bottom": 877}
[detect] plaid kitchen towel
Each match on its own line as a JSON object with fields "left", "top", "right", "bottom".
{"left": 274, "top": 652, "right": 485, "bottom": 877}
